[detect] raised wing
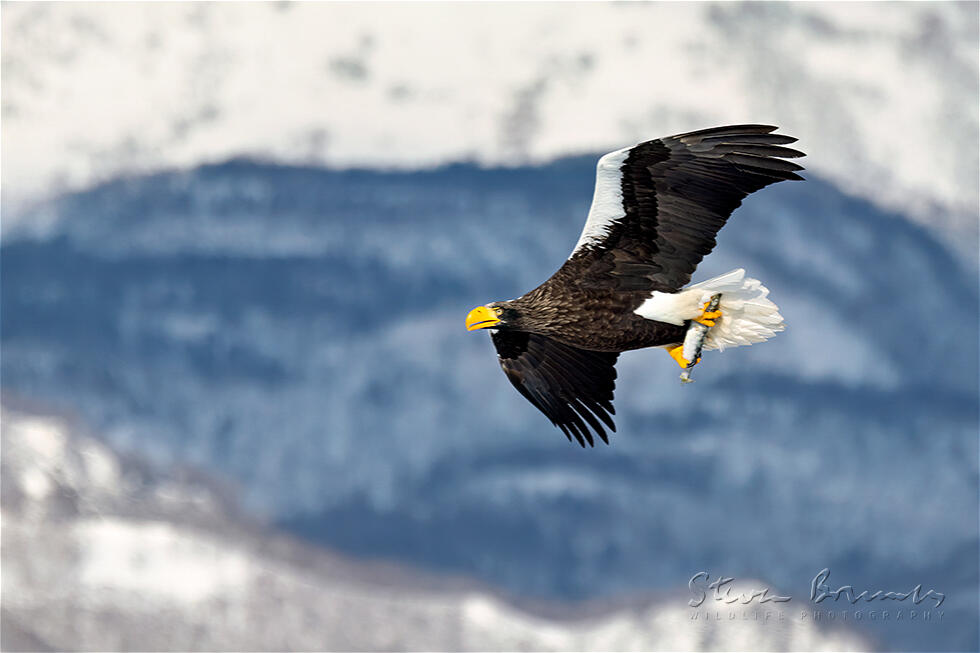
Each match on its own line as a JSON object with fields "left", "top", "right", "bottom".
{"left": 571, "top": 124, "right": 804, "bottom": 292}
{"left": 491, "top": 330, "right": 619, "bottom": 447}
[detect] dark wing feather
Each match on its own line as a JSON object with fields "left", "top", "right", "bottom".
{"left": 572, "top": 124, "right": 804, "bottom": 292}
{"left": 491, "top": 330, "right": 618, "bottom": 447}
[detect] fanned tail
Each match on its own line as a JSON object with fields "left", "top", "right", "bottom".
{"left": 686, "top": 269, "right": 784, "bottom": 351}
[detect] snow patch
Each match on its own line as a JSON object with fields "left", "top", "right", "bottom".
{"left": 18, "top": 467, "right": 53, "bottom": 501}
{"left": 73, "top": 518, "right": 250, "bottom": 604}
{"left": 11, "top": 416, "right": 68, "bottom": 462}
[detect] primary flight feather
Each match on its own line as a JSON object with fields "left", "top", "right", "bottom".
{"left": 465, "top": 125, "right": 805, "bottom": 447}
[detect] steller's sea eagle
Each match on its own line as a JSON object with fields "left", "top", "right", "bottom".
{"left": 465, "top": 124, "right": 804, "bottom": 447}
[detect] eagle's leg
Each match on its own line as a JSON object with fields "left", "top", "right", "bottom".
{"left": 667, "top": 344, "right": 699, "bottom": 369}
{"left": 693, "top": 301, "right": 723, "bottom": 327}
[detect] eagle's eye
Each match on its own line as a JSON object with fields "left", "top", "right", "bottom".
{"left": 493, "top": 307, "right": 503, "bottom": 316}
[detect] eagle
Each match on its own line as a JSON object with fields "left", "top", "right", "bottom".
{"left": 465, "top": 124, "right": 804, "bottom": 447}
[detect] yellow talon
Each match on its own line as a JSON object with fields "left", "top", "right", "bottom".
{"left": 693, "top": 301, "right": 722, "bottom": 327}
{"left": 668, "top": 344, "right": 699, "bottom": 369}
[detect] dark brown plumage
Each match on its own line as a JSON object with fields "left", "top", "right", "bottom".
{"left": 466, "top": 125, "right": 805, "bottom": 446}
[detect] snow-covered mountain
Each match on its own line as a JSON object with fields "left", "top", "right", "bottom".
{"left": 2, "top": 405, "right": 871, "bottom": 651}
{"left": 2, "top": 2, "right": 978, "bottom": 244}
{"left": 2, "top": 159, "right": 977, "bottom": 651}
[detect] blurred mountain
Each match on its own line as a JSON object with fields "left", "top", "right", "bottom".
{"left": 2, "top": 406, "right": 871, "bottom": 651}
{"left": 1, "top": 158, "right": 977, "bottom": 651}
{"left": 2, "top": 2, "right": 977, "bottom": 242}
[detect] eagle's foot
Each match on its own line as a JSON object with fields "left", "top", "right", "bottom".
{"left": 693, "top": 301, "right": 722, "bottom": 327}
{"left": 668, "top": 344, "right": 699, "bottom": 369}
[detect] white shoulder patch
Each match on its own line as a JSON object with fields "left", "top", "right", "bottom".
{"left": 569, "top": 147, "right": 630, "bottom": 257}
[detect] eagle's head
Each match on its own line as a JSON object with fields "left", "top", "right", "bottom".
{"left": 465, "top": 301, "right": 523, "bottom": 331}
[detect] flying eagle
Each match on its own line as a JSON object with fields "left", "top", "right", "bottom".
{"left": 465, "top": 124, "right": 804, "bottom": 447}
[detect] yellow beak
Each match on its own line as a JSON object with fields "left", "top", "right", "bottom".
{"left": 466, "top": 306, "right": 501, "bottom": 331}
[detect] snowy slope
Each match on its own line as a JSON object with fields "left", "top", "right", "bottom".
{"left": 2, "top": 406, "right": 870, "bottom": 652}
{"left": 2, "top": 2, "right": 978, "bottom": 241}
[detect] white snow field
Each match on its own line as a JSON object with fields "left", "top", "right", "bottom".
{"left": 2, "top": 2, "right": 977, "bottom": 241}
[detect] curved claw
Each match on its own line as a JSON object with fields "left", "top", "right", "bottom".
{"left": 693, "top": 302, "right": 722, "bottom": 327}
{"left": 668, "top": 344, "right": 699, "bottom": 369}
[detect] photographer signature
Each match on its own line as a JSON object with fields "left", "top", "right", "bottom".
{"left": 810, "top": 568, "right": 945, "bottom": 608}
{"left": 688, "top": 572, "right": 791, "bottom": 607}
{"left": 689, "top": 569, "right": 946, "bottom": 609}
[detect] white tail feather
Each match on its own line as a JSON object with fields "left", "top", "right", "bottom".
{"left": 633, "top": 268, "right": 784, "bottom": 351}
{"left": 686, "top": 269, "right": 784, "bottom": 351}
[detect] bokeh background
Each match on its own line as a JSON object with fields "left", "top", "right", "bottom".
{"left": 2, "top": 3, "right": 978, "bottom": 651}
